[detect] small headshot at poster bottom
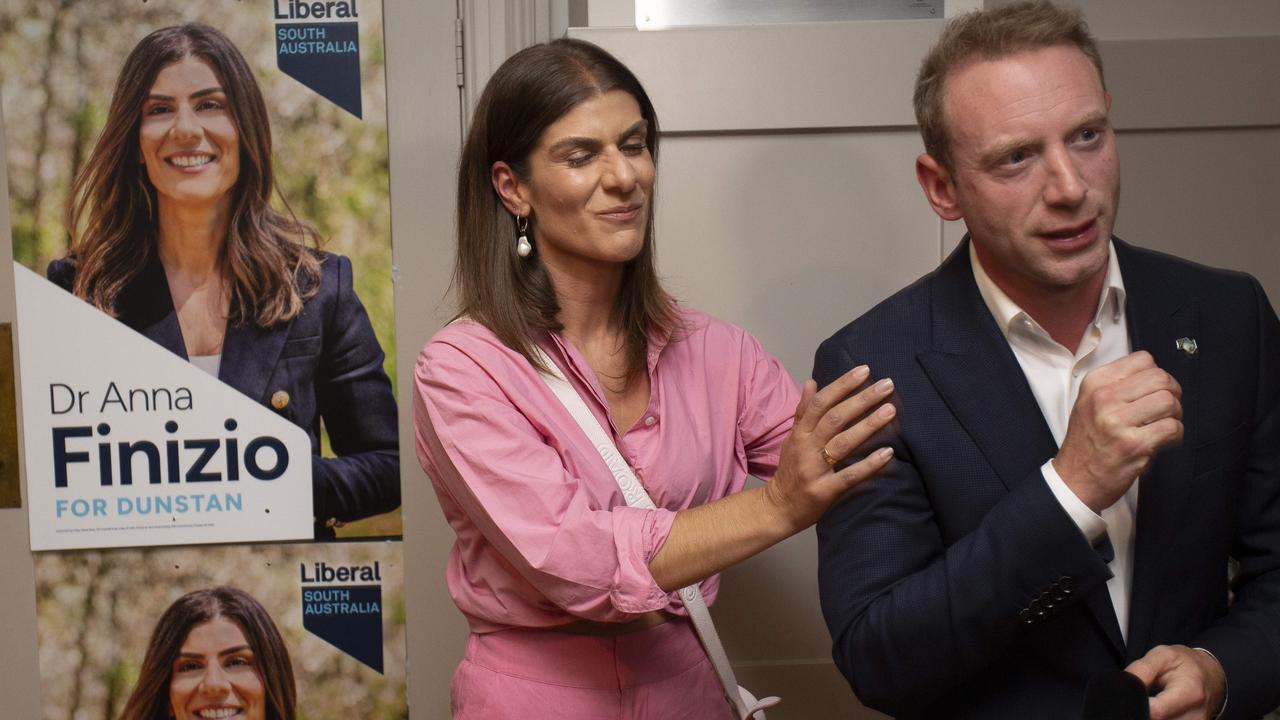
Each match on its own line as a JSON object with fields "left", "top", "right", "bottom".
{"left": 117, "top": 586, "right": 296, "bottom": 720}
{"left": 38, "top": 19, "right": 399, "bottom": 539}
{"left": 34, "top": 543, "right": 406, "bottom": 719}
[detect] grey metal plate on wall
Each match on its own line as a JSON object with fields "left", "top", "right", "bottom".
{"left": 0, "top": 324, "right": 18, "bottom": 509}
{"left": 635, "top": 0, "right": 944, "bottom": 30}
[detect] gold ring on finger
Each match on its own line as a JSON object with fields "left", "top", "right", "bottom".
{"left": 820, "top": 447, "right": 838, "bottom": 467}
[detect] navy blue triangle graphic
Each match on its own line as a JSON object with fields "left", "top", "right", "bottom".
{"left": 276, "top": 22, "right": 363, "bottom": 119}
{"left": 302, "top": 584, "right": 384, "bottom": 673}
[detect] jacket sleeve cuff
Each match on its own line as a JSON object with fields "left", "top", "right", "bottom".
{"left": 1192, "top": 647, "right": 1227, "bottom": 719}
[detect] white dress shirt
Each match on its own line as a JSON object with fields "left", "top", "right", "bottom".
{"left": 971, "top": 242, "right": 1138, "bottom": 641}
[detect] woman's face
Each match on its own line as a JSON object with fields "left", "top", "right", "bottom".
{"left": 169, "top": 617, "right": 266, "bottom": 720}
{"left": 138, "top": 56, "right": 241, "bottom": 214}
{"left": 510, "top": 89, "right": 655, "bottom": 272}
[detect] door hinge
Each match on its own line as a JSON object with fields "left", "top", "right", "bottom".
{"left": 454, "top": 17, "right": 465, "bottom": 88}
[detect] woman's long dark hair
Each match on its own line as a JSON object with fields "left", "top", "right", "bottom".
{"left": 118, "top": 586, "right": 296, "bottom": 720}
{"left": 65, "top": 23, "right": 321, "bottom": 326}
{"left": 455, "top": 38, "right": 675, "bottom": 375}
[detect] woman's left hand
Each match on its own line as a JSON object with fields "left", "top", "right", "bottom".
{"left": 762, "top": 365, "right": 897, "bottom": 533}
{"left": 649, "top": 365, "right": 896, "bottom": 592}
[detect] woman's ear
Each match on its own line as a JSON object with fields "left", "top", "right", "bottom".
{"left": 491, "top": 161, "right": 531, "bottom": 217}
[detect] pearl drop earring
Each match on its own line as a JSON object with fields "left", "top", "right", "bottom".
{"left": 516, "top": 215, "right": 532, "bottom": 258}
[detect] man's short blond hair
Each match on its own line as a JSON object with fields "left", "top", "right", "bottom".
{"left": 914, "top": 1, "right": 1105, "bottom": 172}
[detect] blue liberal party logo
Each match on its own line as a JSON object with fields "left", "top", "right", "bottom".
{"left": 275, "top": 1, "right": 362, "bottom": 118}
{"left": 300, "top": 561, "right": 384, "bottom": 672}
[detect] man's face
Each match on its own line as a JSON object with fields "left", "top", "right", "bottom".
{"left": 923, "top": 44, "right": 1120, "bottom": 305}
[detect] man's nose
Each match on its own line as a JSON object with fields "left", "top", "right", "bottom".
{"left": 1042, "top": 147, "right": 1087, "bottom": 207}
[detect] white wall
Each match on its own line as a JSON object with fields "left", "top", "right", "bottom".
{"left": 992, "top": 0, "right": 1280, "bottom": 39}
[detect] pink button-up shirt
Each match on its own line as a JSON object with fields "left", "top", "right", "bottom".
{"left": 413, "top": 307, "right": 800, "bottom": 632}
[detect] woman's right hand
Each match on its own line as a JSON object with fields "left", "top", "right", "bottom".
{"left": 763, "top": 365, "right": 897, "bottom": 532}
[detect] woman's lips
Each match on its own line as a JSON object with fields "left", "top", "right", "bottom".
{"left": 598, "top": 204, "right": 642, "bottom": 222}
{"left": 166, "top": 153, "right": 217, "bottom": 170}
{"left": 192, "top": 706, "right": 242, "bottom": 719}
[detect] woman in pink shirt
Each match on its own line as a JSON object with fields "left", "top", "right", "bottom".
{"left": 414, "top": 38, "right": 896, "bottom": 719}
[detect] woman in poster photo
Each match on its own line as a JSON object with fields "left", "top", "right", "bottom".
{"left": 118, "top": 586, "right": 295, "bottom": 720}
{"left": 47, "top": 23, "right": 399, "bottom": 538}
{"left": 414, "top": 39, "right": 896, "bottom": 718}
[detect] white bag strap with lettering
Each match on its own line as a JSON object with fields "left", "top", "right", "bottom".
{"left": 532, "top": 345, "right": 780, "bottom": 720}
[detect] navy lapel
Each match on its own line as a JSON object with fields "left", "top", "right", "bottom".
{"left": 117, "top": 256, "right": 188, "bottom": 359}
{"left": 1116, "top": 241, "right": 1199, "bottom": 660}
{"left": 917, "top": 240, "right": 1127, "bottom": 659}
{"left": 916, "top": 242, "right": 1058, "bottom": 492}
{"left": 117, "top": 254, "right": 291, "bottom": 404}
{"left": 218, "top": 309, "right": 292, "bottom": 404}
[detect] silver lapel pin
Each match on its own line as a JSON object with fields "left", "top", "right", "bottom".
{"left": 1175, "top": 337, "right": 1198, "bottom": 356}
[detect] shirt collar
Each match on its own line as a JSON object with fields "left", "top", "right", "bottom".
{"left": 970, "top": 239, "right": 1127, "bottom": 340}
{"left": 543, "top": 306, "right": 680, "bottom": 385}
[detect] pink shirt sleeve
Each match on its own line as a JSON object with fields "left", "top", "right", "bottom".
{"left": 736, "top": 331, "right": 801, "bottom": 480}
{"left": 414, "top": 333, "right": 676, "bottom": 623}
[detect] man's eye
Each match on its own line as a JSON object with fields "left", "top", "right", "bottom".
{"left": 1079, "top": 128, "right": 1098, "bottom": 142}
{"left": 566, "top": 152, "right": 593, "bottom": 167}
{"left": 1007, "top": 149, "right": 1027, "bottom": 165}
{"left": 621, "top": 142, "right": 646, "bottom": 156}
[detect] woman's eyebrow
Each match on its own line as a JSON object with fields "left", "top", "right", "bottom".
{"left": 174, "top": 644, "right": 253, "bottom": 659}
{"left": 545, "top": 120, "right": 648, "bottom": 155}
{"left": 546, "top": 136, "right": 600, "bottom": 155}
{"left": 145, "top": 87, "right": 224, "bottom": 103}
{"left": 617, "top": 120, "right": 647, "bottom": 141}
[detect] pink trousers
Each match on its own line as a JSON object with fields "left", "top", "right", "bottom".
{"left": 451, "top": 617, "right": 736, "bottom": 719}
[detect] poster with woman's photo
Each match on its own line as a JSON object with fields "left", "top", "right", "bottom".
{"left": 34, "top": 542, "right": 407, "bottom": 719}
{"left": 0, "top": 0, "right": 401, "bottom": 548}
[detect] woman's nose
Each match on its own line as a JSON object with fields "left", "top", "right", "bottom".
{"left": 600, "top": 148, "right": 638, "bottom": 192}
{"left": 197, "top": 665, "right": 231, "bottom": 696}
{"left": 169, "top": 105, "right": 202, "bottom": 142}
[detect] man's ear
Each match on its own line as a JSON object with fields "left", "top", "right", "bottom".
{"left": 916, "top": 153, "right": 963, "bottom": 222}
{"left": 491, "top": 161, "right": 530, "bottom": 217}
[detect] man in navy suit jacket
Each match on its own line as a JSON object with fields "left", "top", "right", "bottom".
{"left": 814, "top": 3, "right": 1280, "bottom": 718}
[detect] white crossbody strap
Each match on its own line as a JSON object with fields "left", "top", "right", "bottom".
{"left": 532, "top": 345, "right": 779, "bottom": 720}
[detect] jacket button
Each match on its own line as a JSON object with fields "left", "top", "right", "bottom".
{"left": 1018, "top": 609, "right": 1035, "bottom": 625}
{"left": 271, "top": 390, "right": 290, "bottom": 410}
{"left": 1058, "top": 576, "right": 1076, "bottom": 593}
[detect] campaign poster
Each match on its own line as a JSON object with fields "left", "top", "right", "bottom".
{"left": 0, "top": 0, "right": 401, "bottom": 548}
{"left": 35, "top": 541, "right": 407, "bottom": 719}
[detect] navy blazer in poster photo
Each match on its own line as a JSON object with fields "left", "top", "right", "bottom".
{"left": 48, "top": 252, "right": 400, "bottom": 539}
